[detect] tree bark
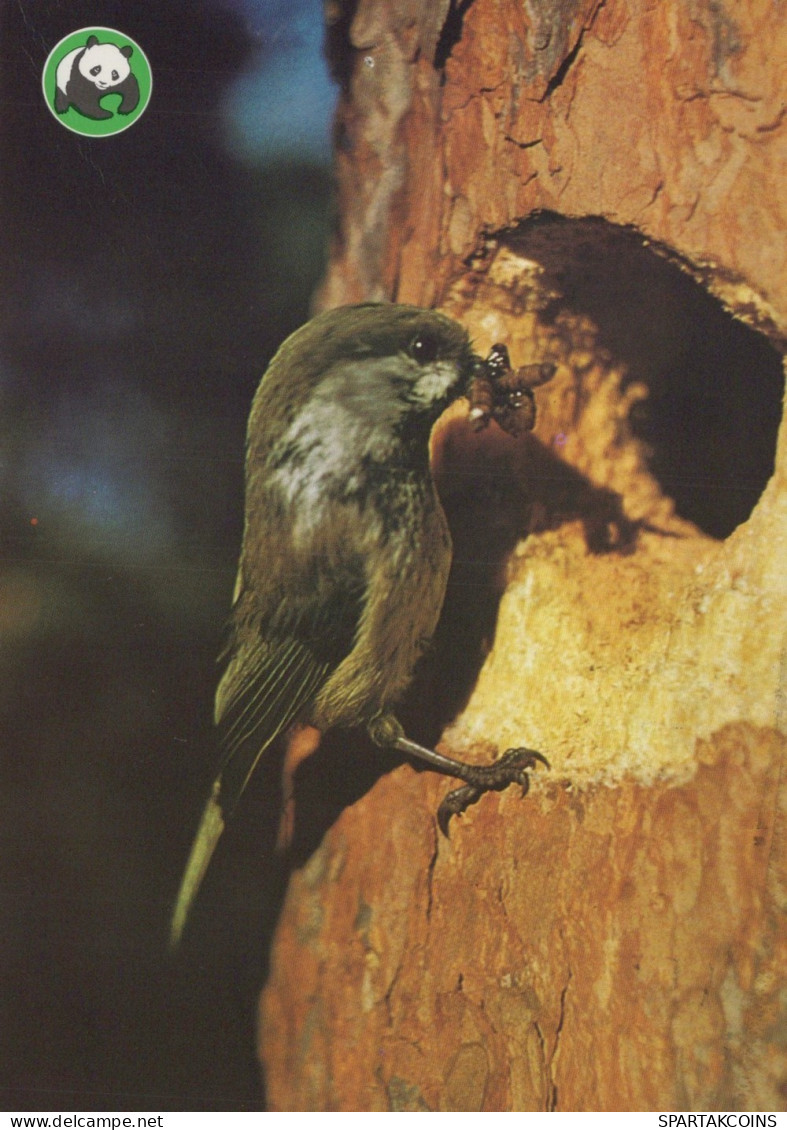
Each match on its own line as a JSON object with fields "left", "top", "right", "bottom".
{"left": 259, "top": 0, "right": 787, "bottom": 1110}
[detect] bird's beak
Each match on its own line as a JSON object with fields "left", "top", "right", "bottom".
{"left": 465, "top": 352, "right": 487, "bottom": 393}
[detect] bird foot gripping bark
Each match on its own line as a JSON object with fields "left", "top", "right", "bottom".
{"left": 368, "top": 714, "right": 549, "bottom": 836}
{"left": 435, "top": 747, "right": 549, "bottom": 836}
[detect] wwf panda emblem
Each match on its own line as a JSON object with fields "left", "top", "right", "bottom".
{"left": 55, "top": 34, "right": 140, "bottom": 120}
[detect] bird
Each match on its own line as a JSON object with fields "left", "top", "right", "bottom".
{"left": 170, "top": 303, "right": 547, "bottom": 948}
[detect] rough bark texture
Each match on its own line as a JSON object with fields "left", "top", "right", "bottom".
{"left": 259, "top": 0, "right": 787, "bottom": 1111}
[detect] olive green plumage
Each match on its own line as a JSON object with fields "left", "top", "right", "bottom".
{"left": 170, "top": 304, "right": 478, "bottom": 948}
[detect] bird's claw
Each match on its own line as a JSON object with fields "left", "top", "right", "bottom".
{"left": 437, "top": 784, "right": 482, "bottom": 836}
{"left": 436, "top": 747, "right": 549, "bottom": 836}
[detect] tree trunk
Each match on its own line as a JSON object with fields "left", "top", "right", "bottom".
{"left": 259, "top": 0, "right": 787, "bottom": 1111}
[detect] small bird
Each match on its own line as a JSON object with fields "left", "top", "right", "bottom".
{"left": 170, "top": 304, "right": 547, "bottom": 948}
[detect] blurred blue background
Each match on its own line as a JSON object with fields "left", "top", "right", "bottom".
{"left": 0, "top": 0, "right": 339, "bottom": 1110}
{"left": 221, "top": 0, "right": 336, "bottom": 163}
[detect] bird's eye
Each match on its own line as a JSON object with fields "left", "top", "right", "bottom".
{"left": 408, "top": 332, "right": 440, "bottom": 365}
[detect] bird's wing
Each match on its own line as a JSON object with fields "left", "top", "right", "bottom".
{"left": 169, "top": 633, "right": 330, "bottom": 950}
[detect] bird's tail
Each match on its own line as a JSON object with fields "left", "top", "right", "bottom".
{"left": 169, "top": 777, "right": 226, "bottom": 950}
{"left": 169, "top": 636, "right": 328, "bottom": 950}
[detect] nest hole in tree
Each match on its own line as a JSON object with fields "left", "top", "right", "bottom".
{"left": 502, "top": 213, "right": 784, "bottom": 541}
{"left": 263, "top": 217, "right": 786, "bottom": 865}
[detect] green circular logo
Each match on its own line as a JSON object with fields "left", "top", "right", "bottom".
{"left": 42, "top": 27, "right": 152, "bottom": 137}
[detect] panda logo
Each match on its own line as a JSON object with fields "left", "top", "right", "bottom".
{"left": 43, "top": 29, "right": 151, "bottom": 135}
{"left": 55, "top": 35, "right": 140, "bottom": 120}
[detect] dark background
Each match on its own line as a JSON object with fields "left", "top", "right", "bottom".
{"left": 0, "top": 0, "right": 336, "bottom": 1109}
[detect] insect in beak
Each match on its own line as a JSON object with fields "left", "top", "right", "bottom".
{"left": 467, "top": 344, "right": 556, "bottom": 437}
